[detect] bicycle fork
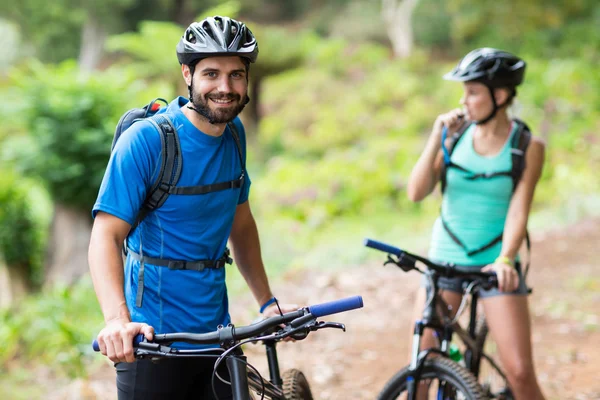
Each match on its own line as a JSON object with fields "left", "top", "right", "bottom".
{"left": 407, "top": 320, "right": 455, "bottom": 400}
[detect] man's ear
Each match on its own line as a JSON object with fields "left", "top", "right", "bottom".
{"left": 182, "top": 64, "right": 192, "bottom": 86}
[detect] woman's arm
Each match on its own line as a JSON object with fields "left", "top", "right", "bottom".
{"left": 500, "top": 136, "right": 546, "bottom": 260}
{"left": 484, "top": 136, "right": 545, "bottom": 292}
{"left": 407, "top": 109, "right": 464, "bottom": 202}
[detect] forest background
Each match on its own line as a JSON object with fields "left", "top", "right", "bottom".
{"left": 0, "top": 0, "right": 598, "bottom": 397}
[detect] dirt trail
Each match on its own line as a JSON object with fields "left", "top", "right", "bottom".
{"left": 62, "top": 219, "right": 599, "bottom": 399}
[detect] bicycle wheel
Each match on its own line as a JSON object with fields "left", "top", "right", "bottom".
{"left": 281, "top": 369, "right": 313, "bottom": 400}
{"left": 377, "top": 357, "right": 485, "bottom": 400}
{"left": 469, "top": 316, "right": 514, "bottom": 400}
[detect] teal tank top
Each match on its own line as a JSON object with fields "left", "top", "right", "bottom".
{"left": 429, "top": 123, "right": 518, "bottom": 266}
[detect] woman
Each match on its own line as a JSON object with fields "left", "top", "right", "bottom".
{"left": 406, "top": 48, "right": 546, "bottom": 400}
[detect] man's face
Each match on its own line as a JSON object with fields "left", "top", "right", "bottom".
{"left": 187, "top": 56, "right": 249, "bottom": 124}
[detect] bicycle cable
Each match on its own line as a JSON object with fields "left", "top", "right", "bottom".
{"left": 211, "top": 333, "right": 279, "bottom": 400}
{"left": 448, "top": 280, "right": 478, "bottom": 325}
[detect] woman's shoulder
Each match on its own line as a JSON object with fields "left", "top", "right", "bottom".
{"left": 529, "top": 135, "right": 546, "bottom": 149}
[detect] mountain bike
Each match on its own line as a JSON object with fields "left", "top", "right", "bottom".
{"left": 93, "top": 295, "right": 363, "bottom": 400}
{"left": 365, "top": 238, "right": 514, "bottom": 400}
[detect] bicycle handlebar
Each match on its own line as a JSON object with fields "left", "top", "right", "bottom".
{"left": 92, "top": 295, "right": 363, "bottom": 351}
{"left": 364, "top": 238, "right": 497, "bottom": 286}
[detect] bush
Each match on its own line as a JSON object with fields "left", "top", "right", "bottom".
{"left": 0, "top": 278, "right": 103, "bottom": 378}
{"left": 5, "top": 59, "right": 167, "bottom": 212}
{"left": 0, "top": 170, "right": 47, "bottom": 286}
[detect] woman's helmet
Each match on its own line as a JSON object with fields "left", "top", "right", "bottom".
{"left": 444, "top": 48, "right": 526, "bottom": 124}
{"left": 176, "top": 16, "right": 259, "bottom": 66}
{"left": 444, "top": 48, "right": 525, "bottom": 88}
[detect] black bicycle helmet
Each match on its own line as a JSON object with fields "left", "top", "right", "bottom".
{"left": 443, "top": 48, "right": 525, "bottom": 88}
{"left": 444, "top": 48, "right": 526, "bottom": 124}
{"left": 176, "top": 16, "right": 259, "bottom": 65}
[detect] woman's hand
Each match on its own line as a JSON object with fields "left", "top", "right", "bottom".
{"left": 433, "top": 108, "right": 465, "bottom": 139}
{"left": 482, "top": 261, "right": 519, "bottom": 292}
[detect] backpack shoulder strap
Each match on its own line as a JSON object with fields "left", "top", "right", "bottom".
{"left": 132, "top": 114, "right": 181, "bottom": 230}
{"left": 509, "top": 118, "right": 532, "bottom": 191}
{"left": 227, "top": 121, "right": 245, "bottom": 173}
{"left": 440, "top": 120, "right": 471, "bottom": 194}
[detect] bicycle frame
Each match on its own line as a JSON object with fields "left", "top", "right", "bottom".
{"left": 364, "top": 238, "right": 511, "bottom": 399}
{"left": 407, "top": 269, "right": 509, "bottom": 397}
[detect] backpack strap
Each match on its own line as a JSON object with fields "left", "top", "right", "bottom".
{"left": 510, "top": 119, "right": 532, "bottom": 280}
{"left": 441, "top": 216, "right": 504, "bottom": 257}
{"left": 440, "top": 120, "right": 471, "bottom": 194}
{"left": 130, "top": 114, "right": 181, "bottom": 231}
{"left": 228, "top": 121, "right": 245, "bottom": 173}
{"left": 509, "top": 118, "right": 532, "bottom": 192}
{"left": 166, "top": 122, "right": 246, "bottom": 195}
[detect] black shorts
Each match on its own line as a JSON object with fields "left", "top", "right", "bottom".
{"left": 420, "top": 262, "right": 530, "bottom": 298}
{"left": 116, "top": 350, "right": 232, "bottom": 400}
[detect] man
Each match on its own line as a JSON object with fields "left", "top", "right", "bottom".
{"left": 89, "top": 16, "right": 291, "bottom": 399}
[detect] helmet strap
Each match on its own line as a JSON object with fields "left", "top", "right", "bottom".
{"left": 474, "top": 85, "right": 499, "bottom": 125}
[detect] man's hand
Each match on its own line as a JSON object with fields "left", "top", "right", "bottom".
{"left": 96, "top": 318, "right": 154, "bottom": 363}
{"left": 261, "top": 302, "right": 299, "bottom": 318}
{"left": 261, "top": 302, "right": 300, "bottom": 342}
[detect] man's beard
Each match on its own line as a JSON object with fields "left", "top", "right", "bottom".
{"left": 190, "top": 87, "right": 248, "bottom": 124}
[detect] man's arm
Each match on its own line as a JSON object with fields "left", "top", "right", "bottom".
{"left": 228, "top": 201, "right": 274, "bottom": 309}
{"left": 89, "top": 212, "right": 131, "bottom": 324}
{"left": 88, "top": 211, "right": 153, "bottom": 362}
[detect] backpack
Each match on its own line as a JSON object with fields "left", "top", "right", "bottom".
{"left": 440, "top": 118, "right": 532, "bottom": 195}
{"left": 438, "top": 119, "right": 532, "bottom": 271}
{"left": 112, "top": 98, "right": 244, "bottom": 307}
{"left": 112, "top": 98, "right": 246, "bottom": 232}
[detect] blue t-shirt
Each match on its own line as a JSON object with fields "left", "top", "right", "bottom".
{"left": 93, "top": 96, "right": 251, "bottom": 339}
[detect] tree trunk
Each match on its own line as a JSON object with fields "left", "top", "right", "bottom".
{"left": 44, "top": 204, "right": 93, "bottom": 287}
{"left": 381, "top": 0, "right": 420, "bottom": 59}
{"left": 78, "top": 13, "right": 107, "bottom": 72}
{"left": 0, "top": 258, "right": 29, "bottom": 309}
{"left": 243, "top": 77, "right": 262, "bottom": 137}
{"left": 171, "top": 0, "right": 193, "bottom": 26}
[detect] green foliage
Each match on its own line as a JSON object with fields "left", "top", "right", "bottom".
{"left": 0, "top": 278, "right": 103, "bottom": 378}
{"left": 250, "top": 35, "right": 599, "bottom": 233}
{"left": 253, "top": 42, "right": 450, "bottom": 225}
{"left": 106, "top": 20, "right": 183, "bottom": 87}
{"left": 0, "top": 170, "right": 48, "bottom": 285}
{"left": 413, "top": 0, "right": 452, "bottom": 48}
{"left": 445, "top": 0, "right": 600, "bottom": 61}
{"left": 4, "top": 60, "right": 157, "bottom": 211}
{"left": 0, "top": 0, "right": 83, "bottom": 62}
{"left": 198, "top": 0, "right": 242, "bottom": 20}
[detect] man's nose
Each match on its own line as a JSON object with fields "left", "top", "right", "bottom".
{"left": 217, "top": 77, "right": 232, "bottom": 92}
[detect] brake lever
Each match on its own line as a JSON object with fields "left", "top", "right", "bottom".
{"left": 134, "top": 347, "right": 173, "bottom": 360}
{"left": 311, "top": 321, "right": 346, "bottom": 332}
{"left": 384, "top": 254, "right": 413, "bottom": 273}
